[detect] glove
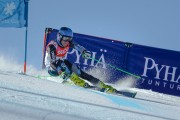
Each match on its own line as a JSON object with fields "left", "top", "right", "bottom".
{"left": 57, "top": 66, "right": 64, "bottom": 75}
{"left": 60, "top": 72, "right": 71, "bottom": 80}
{"left": 82, "top": 50, "right": 91, "bottom": 59}
{"left": 56, "top": 62, "right": 66, "bottom": 75}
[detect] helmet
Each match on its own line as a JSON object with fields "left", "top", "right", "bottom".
{"left": 57, "top": 27, "right": 73, "bottom": 41}
{"left": 59, "top": 27, "right": 73, "bottom": 38}
{"left": 57, "top": 27, "right": 73, "bottom": 47}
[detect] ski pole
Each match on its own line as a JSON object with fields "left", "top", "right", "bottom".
{"left": 35, "top": 72, "right": 68, "bottom": 79}
{"left": 89, "top": 57, "right": 141, "bottom": 79}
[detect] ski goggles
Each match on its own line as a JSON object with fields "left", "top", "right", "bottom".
{"left": 62, "top": 36, "right": 72, "bottom": 42}
{"left": 59, "top": 34, "right": 72, "bottom": 42}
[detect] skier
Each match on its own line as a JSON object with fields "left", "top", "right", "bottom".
{"left": 44, "top": 27, "right": 116, "bottom": 93}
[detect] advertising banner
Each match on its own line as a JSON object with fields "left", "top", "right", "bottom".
{"left": 127, "top": 44, "right": 180, "bottom": 96}
{"left": 43, "top": 28, "right": 180, "bottom": 96}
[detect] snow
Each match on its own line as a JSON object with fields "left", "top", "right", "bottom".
{"left": 0, "top": 56, "right": 180, "bottom": 120}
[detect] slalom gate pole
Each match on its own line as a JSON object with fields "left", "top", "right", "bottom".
{"left": 23, "top": 0, "right": 29, "bottom": 74}
{"left": 89, "top": 57, "right": 141, "bottom": 79}
{"left": 24, "top": 26, "right": 28, "bottom": 74}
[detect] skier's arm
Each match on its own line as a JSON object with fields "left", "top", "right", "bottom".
{"left": 45, "top": 44, "right": 57, "bottom": 70}
{"left": 70, "top": 42, "right": 91, "bottom": 59}
{"left": 70, "top": 41, "right": 86, "bottom": 53}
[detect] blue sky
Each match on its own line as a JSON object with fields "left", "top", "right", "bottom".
{"left": 0, "top": 0, "right": 180, "bottom": 70}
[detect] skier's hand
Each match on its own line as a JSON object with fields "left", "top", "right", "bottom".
{"left": 82, "top": 50, "right": 91, "bottom": 59}
{"left": 60, "top": 72, "right": 70, "bottom": 80}
{"left": 57, "top": 66, "right": 63, "bottom": 75}
{"left": 57, "top": 62, "right": 67, "bottom": 75}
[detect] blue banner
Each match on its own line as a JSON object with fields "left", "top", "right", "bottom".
{"left": 127, "top": 44, "right": 180, "bottom": 96}
{"left": 0, "top": 0, "right": 28, "bottom": 28}
{"left": 43, "top": 28, "right": 180, "bottom": 96}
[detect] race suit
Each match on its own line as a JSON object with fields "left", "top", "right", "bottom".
{"left": 44, "top": 40, "right": 100, "bottom": 85}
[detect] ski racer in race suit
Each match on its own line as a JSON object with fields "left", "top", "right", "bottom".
{"left": 45, "top": 27, "right": 116, "bottom": 93}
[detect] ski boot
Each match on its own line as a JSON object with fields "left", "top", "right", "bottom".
{"left": 96, "top": 81, "right": 117, "bottom": 93}
{"left": 70, "top": 73, "right": 90, "bottom": 88}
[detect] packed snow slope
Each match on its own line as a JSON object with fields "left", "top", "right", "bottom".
{"left": 0, "top": 56, "right": 180, "bottom": 120}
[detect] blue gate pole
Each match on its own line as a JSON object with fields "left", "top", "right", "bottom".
{"left": 24, "top": 0, "right": 29, "bottom": 74}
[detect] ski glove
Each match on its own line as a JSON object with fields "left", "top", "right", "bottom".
{"left": 57, "top": 66, "right": 64, "bottom": 75}
{"left": 57, "top": 62, "right": 67, "bottom": 75}
{"left": 82, "top": 50, "right": 91, "bottom": 59}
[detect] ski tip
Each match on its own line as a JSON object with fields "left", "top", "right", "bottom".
{"left": 116, "top": 90, "right": 137, "bottom": 98}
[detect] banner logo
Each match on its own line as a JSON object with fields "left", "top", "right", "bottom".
{"left": 141, "top": 57, "right": 180, "bottom": 90}
{"left": 3, "top": 2, "right": 16, "bottom": 16}
{"left": 67, "top": 49, "right": 107, "bottom": 69}
{"left": 0, "top": 0, "right": 26, "bottom": 27}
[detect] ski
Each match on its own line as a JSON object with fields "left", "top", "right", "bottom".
{"left": 23, "top": 73, "right": 137, "bottom": 98}
{"left": 115, "top": 90, "right": 137, "bottom": 98}
{"left": 62, "top": 80, "right": 137, "bottom": 98}
{"left": 97, "top": 87, "right": 137, "bottom": 98}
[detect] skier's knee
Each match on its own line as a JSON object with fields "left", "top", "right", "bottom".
{"left": 72, "top": 64, "right": 81, "bottom": 75}
{"left": 47, "top": 67, "right": 59, "bottom": 76}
